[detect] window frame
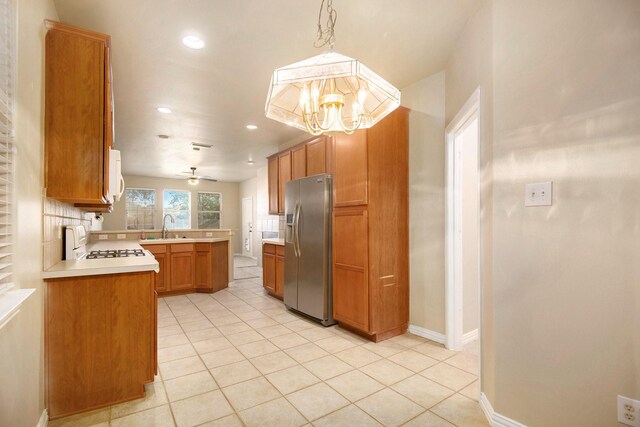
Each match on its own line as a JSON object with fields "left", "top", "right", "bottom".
{"left": 197, "top": 191, "right": 222, "bottom": 230}
{"left": 0, "top": 0, "right": 16, "bottom": 295}
{"left": 124, "top": 187, "right": 157, "bottom": 230}
{"left": 162, "top": 189, "right": 192, "bottom": 230}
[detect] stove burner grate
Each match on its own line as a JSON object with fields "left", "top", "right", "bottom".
{"left": 86, "top": 249, "right": 146, "bottom": 259}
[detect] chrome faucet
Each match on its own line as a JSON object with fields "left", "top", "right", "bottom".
{"left": 162, "top": 214, "right": 175, "bottom": 239}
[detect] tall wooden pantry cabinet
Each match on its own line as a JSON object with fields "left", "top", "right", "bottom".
{"left": 331, "top": 107, "right": 409, "bottom": 342}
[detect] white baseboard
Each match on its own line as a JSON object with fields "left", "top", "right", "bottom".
{"left": 462, "top": 328, "right": 479, "bottom": 345}
{"left": 480, "top": 393, "right": 526, "bottom": 427}
{"left": 37, "top": 409, "right": 48, "bottom": 427}
{"left": 408, "top": 324, "right": 445, "bottom": 344}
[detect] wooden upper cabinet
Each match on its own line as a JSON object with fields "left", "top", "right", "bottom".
{"left": 268, "top": 156, "right": 279, "bottom": 215}
{"left": 333, "top": 130, "right": 368, "bottom": 207}
{"left": 305, "top": 136, "right": 327, "bottom": 176}
{"left": 291, "top": 145, "right": 306, "bottom": 180}
{"left": 44, "top": 20, "right": 113, "bottom": 204}
{"left": 278, "top": 151, "right": 291, "bottom": 214}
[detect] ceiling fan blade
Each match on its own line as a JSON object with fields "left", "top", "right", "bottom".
{"left": 200, "top": 177, "right": 218, "bottom": 182}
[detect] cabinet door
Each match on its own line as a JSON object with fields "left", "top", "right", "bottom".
{"left": 275, "top": 255, "right": 285, "bottom": 298}
{"left": 170, "top": 252, "right": 195, "bottom": 291}
{"left": 210, "top": 241, "right": 229, "bottom": 292}
{"left": 143, "top": 245, "right": 169, "bottom": 292}
{"left": 45, "top": 22, "right": 110, "bottom": 204}
{"left": 263, "top": 252, "right": 276, "bottom": 294}
{"left": 332, "top": 208, "right": 369, "bottom": 332}
{"left": 268, "top": 156, "right": 279, "bottom": 215}
{"left": 102, "top": 43, "right": 113, "bottom": 200}
{"left": 195, "top": 249, "right": 212, "bottom": 291}
{"left": 291, "top": 145, "right": 306, "bottom": 179}
{"left": 305, "top": 136, "right": 326, "bottom": 176}
{"left": 278, "top": 151, "right": 291, "bottom": 214}
{"left": 155, "top": 252, "right": 169, "bottom": 292}
{"left": 333, "top": 130, "right": 368, "bottom": 207}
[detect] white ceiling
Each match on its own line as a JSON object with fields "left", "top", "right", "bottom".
{"left": 53, "top": 0, "right": 481, "bottom": 182}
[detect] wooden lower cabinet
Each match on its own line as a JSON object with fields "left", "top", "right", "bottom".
{"left": 196, "top": 241, "right": 229, "bottom": 293}
{"left": 333, "top": 208, "right": 369, "bottom": 332}
{"left": 169, "top": 244, "right": 195, "bottom": 291}
{"left": 45, "top": 271, "right": 157, "bottom": 419}
{"left": 145, "top": 244, "right": 169, "bottom": 292}
{"left": 262, "top": 243, "right": 284, "bottom": 299}
{"left": 142, "top": 241, "right": 229, "bottom": 296}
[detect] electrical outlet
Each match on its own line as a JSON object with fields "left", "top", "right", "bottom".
{"left": 205, "top": 232, "right": 213, "bottom": 237}
{"left": 618, "top": 395, "right": 640, "bottom": 427}
{"left": 98, "top": 234, "right": 108, "bottom": 240}
{"left": 116, "top": 234, "right": 126, "bottom": 240}
{"left": 525, "top": 181, "right": 552, "bottom": 207}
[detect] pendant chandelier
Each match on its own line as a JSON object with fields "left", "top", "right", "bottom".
{"left": 265, "top": 0, "right": 401, "bottom": 136}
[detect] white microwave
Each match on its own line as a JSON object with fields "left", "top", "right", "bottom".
{"left": 109, "top": 149, "right": 125, "bottom": 203}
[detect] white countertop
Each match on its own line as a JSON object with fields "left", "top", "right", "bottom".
{"left": 42, "top": 241, "right": 159, "bottom": 279}
{"left": 262, "top": 238, "right": 284, "bottom": 246}
{"left": 138, "top": 237, "right": 229, "bottom": 245}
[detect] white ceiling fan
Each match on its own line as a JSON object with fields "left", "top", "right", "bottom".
{"left": 180, "top": 167, "right": 218, "bottom": 185}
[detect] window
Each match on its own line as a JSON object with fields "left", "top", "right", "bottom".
{"left": 0, "top": 0, "right": 15, "bottom": 295}
{"left": 163, "top": 190, "right": 190, "bottom": 229}
{"left": 198, "top": 192, "right": 221, "bottom": 229}
{"left": 125, "top": 188, "right": 156, "bottom": 230}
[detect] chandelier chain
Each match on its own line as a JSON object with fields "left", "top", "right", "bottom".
{"left": 314, "top": 0, "right": 337, "bottom": 49}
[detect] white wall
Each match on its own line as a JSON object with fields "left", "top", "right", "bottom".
{"left": 102, "top": 175, "right": 241, "bottom": 253}
{"left": 254, "top": 165, "right": 280, "bottom": 267}
{"left": 445, "top": 0, "right": 495, "bottom": 400}
{"left": 490, "top": 0, "right": 640, "bottom": 424}
{"left": 0, "top": 0, "right": 58, "bottom": 426}
{"left": 447, "top": 0, "right": 640, "bottom": 425}
{"left": 401, "top": 71, "right": 448, "bottom": 334}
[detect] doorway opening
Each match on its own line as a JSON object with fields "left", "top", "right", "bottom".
{"left": 241, "top": 196, "right": 254, "bottom": 259}
{"left": 445, "top": 88, "right": 481, "bottom": 357}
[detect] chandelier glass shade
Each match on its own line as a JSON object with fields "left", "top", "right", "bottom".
{"left": 265, "top": 51, "right": 401, "bottom": 136}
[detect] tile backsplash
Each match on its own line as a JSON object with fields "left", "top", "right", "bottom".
{"left": 42, "top": 198, "right": 91, "bottom": 269}
{"left": 255, "top": 213, "right": 282, "bottom": 237}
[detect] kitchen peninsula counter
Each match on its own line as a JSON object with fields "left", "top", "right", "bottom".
{"left": 42, "top": 241, "right": 159, "bottom": 279}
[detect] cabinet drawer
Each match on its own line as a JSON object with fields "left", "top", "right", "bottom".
{"left": 195, "top": 243, "right": 211, "bottom": 252}
{"left": 171, "top": 243, "right": 194, "bottom": 253}
{"left": 263, "top": 243, "right": 276, "bottom": 255}
{"left": 143, "top": 244, "right": 167, "bottom": 254}
{"left": 275, "top": 245, "right": 284, "bottom": 256}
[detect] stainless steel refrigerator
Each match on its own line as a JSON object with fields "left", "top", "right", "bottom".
{"left": 284, "top": 174, "right": 335, "bottom": 326}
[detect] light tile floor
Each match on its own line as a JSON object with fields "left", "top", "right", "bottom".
{"left": 50, "top": 276, "right": 488, "bottom": 427}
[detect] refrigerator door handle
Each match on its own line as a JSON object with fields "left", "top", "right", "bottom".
{"left": 294, "top": 202, "right": 301, "bottom": 257}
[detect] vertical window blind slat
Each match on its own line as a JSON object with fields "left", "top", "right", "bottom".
{"left": 0, "top": 0, "right": 14, "bottom": 295}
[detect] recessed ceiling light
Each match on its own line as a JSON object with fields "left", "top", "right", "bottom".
{"left": 246, "top": 124, "right": 258, "bottom": 130}
{"left": 157, "top": 134, "right": 170, "bottom": 139}
{"left": 182, "top": 35, "right": 205, "bottom": 49}
{"left": 247, "top": 160, "right": 255, "bottom": 165}
{"left": 157, "top": 107, "right": 172, "bottom": 114}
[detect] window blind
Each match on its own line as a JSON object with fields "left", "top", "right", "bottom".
{"left": 0, "top": 0, "right": 15, "bottom": 295}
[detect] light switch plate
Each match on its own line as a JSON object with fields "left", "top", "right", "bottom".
{"left": 116, "top": 234, "right": 126, "bottom": 240}
{"left": 205, "top": 232, "right": 213, "bottom": 237}
{"left": 98, "top": 234, "right": 108, "bottom": 240}
{"left": 525, "top": 181, "right": 552, "bottom": 207}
